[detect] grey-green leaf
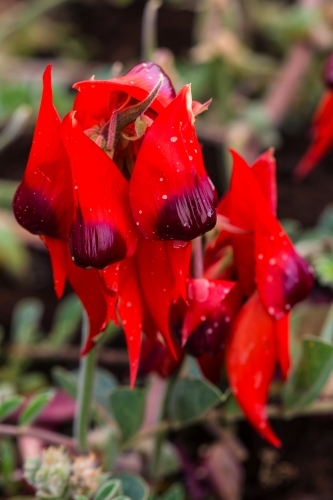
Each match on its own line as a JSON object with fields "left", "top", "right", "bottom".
{"left": 94, "top": 479, "right": 123, "bottom": 500}
{"left": 10, "top": 298, "right": 43, "bottom": 345}
{"left": 0, "top": 395, "right": 24, "bottom": 421}
{"left": 283, "top": 336, "right": 333, "bottom": 411}
{"left": 48, "top": 294, "right": 82, "bottom": 347}
{"left": 168, "top": 378, "right": 224, "bottom": 423}
{"left": 113, "top": 474, "right": 149, "bottom": 500}
{"left": 19, "top": 390, "right": 55, "bottom": 426}
{"left": 52, "top": 366, "right": 77, "bottom": 399}
{"left": 160, "top": 484, "right": 185, "bottom": 500}
{"left": 110, "top": 387, "right": 145, "bottom": 442}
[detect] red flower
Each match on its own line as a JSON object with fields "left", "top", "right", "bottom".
{"left": 294, "top": 54, "right": 333, "bottom": 179}
{"left": 204, "top": 149, "right": 313, "bottom": 446}
{"left": 13, "top": 62, "right": 213, "bottom": 385}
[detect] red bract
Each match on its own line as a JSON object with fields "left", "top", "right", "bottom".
{"left": 13, "top": 62, "right": 215, "bottom": 385}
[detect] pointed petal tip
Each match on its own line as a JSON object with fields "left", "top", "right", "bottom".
{"left": 260, "top": 423, "right": 282, "bottom": 448}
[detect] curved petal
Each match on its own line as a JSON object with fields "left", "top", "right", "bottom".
{"left": 41, "top": 236, "right": 67, "bottom": 299}
{"left": 135, "top": 238, "right": 180, "bottom": 357}
{"left": 226, "top": 293, "right": 281, "bottom": 447}
{"left": 294, "top": 91, "right": 333, "bottom": 180}
{"left": 198, "top": 350, "right": 224, "bottom": 384}
{"left": 13, "top": 65, "right": 73, "bottom": 240}
{"left": 251, "top": 149, "right": 277, "bottom": 215}
{"left": 64, "top": 250, "right": 109, "bottom": 355}
{"left": 117, "top": 258, "right": 143, "bottom": 388}
{"left": 275, "top": 313, "right": 290, "bottom": 380}
{"left": 130, "top": 85, "right": 216, "bottom": 241}
{"left": 255, "top": 210, "right": 314, "bottom": 320}
{"left": 61, "top": 112, "right": 138, "bottom": 269}
{"left": 73, "top": 61, "right": 175, "bottom": 123}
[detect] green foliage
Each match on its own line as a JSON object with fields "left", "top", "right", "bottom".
{"left": 94, "top": 479, "right": 123, "bottom": 500}
{"left": 47, "top": 294, "right": 82, "bottom": 347}
{"left": 283, "top": 337, "right": 333, "bottom": 411}
{"left": 19, "top": 389, "right": 55, "bottom": 426}
{"left": 0, "top": 395, "right": 24, "bottom": 422}
{"left": 159, "top": 484, "right": 185, "bottom": 500}
{"left": 112, "top": 474, "right": 149, "bottom": 500}
{"left": 110, "top": 387, "right": 145, "bottom": 442}
{"left": 168, "top": 378, "right": 225, "bottom": 423}
{"left": 10, "top": 298, "right": 43, "bottom": 346}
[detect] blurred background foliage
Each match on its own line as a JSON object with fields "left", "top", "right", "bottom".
{"left": 1, "top": 0, "right": 333, "bottom": 499}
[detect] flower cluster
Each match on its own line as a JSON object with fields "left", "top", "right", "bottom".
{"left": 13, "top": 62, "right": 216, "bottom": 386}
{"left": 14, "top": 62, "right": 313, "bottom": 446}
{"left": 145, "top": 149, "right": 313, "bottom": 447}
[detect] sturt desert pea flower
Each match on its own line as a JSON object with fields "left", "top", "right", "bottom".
{"left": 13, "top": 62, "right": 216, "bottom": 385}
{"left": 204, "top": 149, "right": 313, "bottom": 446}
{"left": 294, "top": 53, "right": 333, "bottom": 180}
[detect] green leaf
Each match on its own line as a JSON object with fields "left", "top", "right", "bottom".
{"left": 48, "top": 294, "right": 82, "bottom": 347}
{"left": 0, "top": 395, "right": 24, "bottom": 421}
{"left": 19, "top": 389, "right": 55, "bottom": 426}
{"left": 75, "top": 496, "right": 90, "bottom": 500}
{"left": 283, "top": 336, "right": 333, "bottom": 411}
{"left": 10, "top": 298, "right": 43, "bottom": 345}
{"left": 110, "top": 387, "right": 145, "bottom": 442}
{"left": 113, "top": 474, "right": 149, "bottom": 500}
{"left": 0, "top": 438, "right": 15, "bottom": 482}
{"left": 168, "top": 378, "right": 224, "bottom": 423}
{"left": 160, "top": 484, "right": 185, "bottom": 500}
{"left": 94, "top": 369, "right": 118, "bottom": 410}
{"left": 94, "top": 479, "right": 123, "bottom": 500}
{"left": 52, "top": 366, "right": 77, "bottom": 399}
{"left": 113, "top": 497, "right": 131, "bottom": 500}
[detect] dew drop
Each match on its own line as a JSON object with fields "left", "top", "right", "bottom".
{"left": 200, "top": 316, "right": 207, "bottom": 321}
{"left": 159, "top": 177, "right": 164, "bottom": 181}
{"left": 170, "top": 136, "right": 178, "bottom": 142}
{"left": 162, "top": 194, "right": 168, "bottom": 200}
{"left": 258, "top": 254, "right": 263, "bottom": 260}
{"left": 268, "top": 307, "right": 275, "bottom": 315}
{"left": 269, "top": 258, "right": 276, "bottom": 265}
{"left": 126, "top": 302, "right": 132, "bottom": 307}
{"left": 139, "top": 210, "right": 142, "bottom": 214}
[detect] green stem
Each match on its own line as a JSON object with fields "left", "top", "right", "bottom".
{"left": 74, "top": 313, "right": 97, "bottom": 453}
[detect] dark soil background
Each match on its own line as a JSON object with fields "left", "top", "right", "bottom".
{"left": 2, "top": 1, "right": 333, "bottom": 499}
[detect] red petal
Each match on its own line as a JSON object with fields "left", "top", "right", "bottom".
{"left": 166, "top": 241, "right": 192, "bottom": 300}
{"left": 251, "top": 149, "right": 277, "bottom": 215}
{"left": 117, "top": 258, "right": 143, "bottom": 388}
{"left": 64, "top": 250, "right": 108, "bottom": 355}
{"left": 135, "top": 238, "right": 180, "bottom": 357}
{"left": 61, "top": 112, "right": 138, "bottom": 269}
{"left": 41, "top": 236, "right": 67, "bottom": 298}
{"left": 294, "top": 91, "right": 333, "bottom": 179}
{"left": 130, "top": 85, "right": 216, "bottom": 241}
{"left": 255, "top": 210, "right": 313, "bottom": 319}
{"left": 13, "top": 65, "right": 73, "bottom": 240}
{"left": 198, "top": 350, "right": 224, "bottom": 384}
{"left": 139, "top": 334, "right": 183, "bottom": 379}
{"left": 73, "top": 61, "right": 175, "bottom": 123}
{"left": 226, "top": 293, "right": 281, "bottom": 447}
{"left": 275, "top": 312, "right": 291, "bottom": 380}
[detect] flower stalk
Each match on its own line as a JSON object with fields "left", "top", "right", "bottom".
{"left": 74, "top": 312, "right": 97, "bottom": 453}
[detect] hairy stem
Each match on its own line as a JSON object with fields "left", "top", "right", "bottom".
{"left": 74, "top": 313, "right": 97, "bottom": 453}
